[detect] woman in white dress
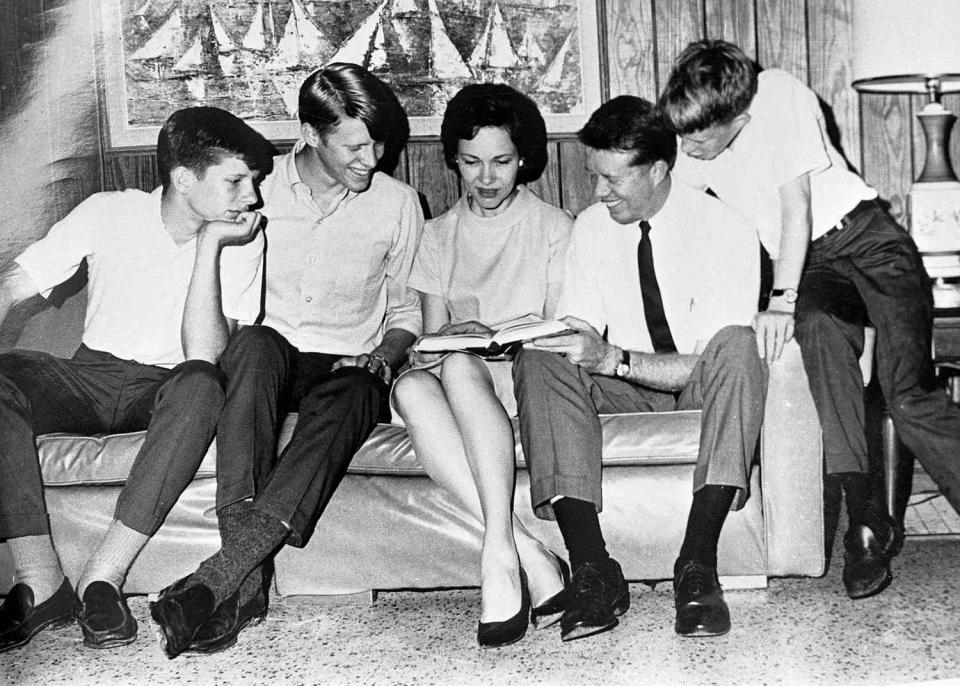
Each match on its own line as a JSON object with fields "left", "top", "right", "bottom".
{"left": 393, "top": 84, "right": 573, "bottom": 647}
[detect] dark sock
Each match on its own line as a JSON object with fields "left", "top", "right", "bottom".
{"left": 236, "top": 567, "right": 266, "bottom": 605}
{"left": 194, "top": 504, "right": 287, "bottom": 606}
{"left": 837, "top": 472, "right": 888, "bottom": 531}
{"left": 675, "top": 485, "right": 737, "bottom": 574}
{"left": 217, "top": 501, "right": 268, "bottom": 604}
{"left": 551, "top": 497, "right": 609, "bottom": 571}
{"left": 217, "top": 500, "right": 252, "bottom": 549}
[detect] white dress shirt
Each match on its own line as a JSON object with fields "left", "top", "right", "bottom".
{"left": 558, "top": 178, "right": 759, "bottom": 354}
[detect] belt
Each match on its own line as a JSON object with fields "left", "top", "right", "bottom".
{"left": 815, "top": 199, "right": 877, "bottom": 243}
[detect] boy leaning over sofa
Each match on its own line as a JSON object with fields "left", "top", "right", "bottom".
{"left": 0, "top": 106, "right": 274, "bottom": 653}
{"left": 660, "top": 39, "right": 960, "bottom": 601}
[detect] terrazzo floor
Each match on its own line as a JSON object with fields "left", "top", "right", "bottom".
{"left": 3, "top": 535, "right": 960, "bottom": 686}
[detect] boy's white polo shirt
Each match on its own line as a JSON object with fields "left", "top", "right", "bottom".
{"left": 673, "top": 69, "right": 877, "bottom": 258}
{"left": 16, "top": 187, "right": 264, "bottom": 368}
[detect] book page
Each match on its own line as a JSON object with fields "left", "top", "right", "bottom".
{"left": 412, "top": 333, "right": 492, "bottom": 353}
{"left": 491, "top": 319, "right": 572, "bottom": 347}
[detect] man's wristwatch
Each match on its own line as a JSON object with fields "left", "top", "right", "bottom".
{"left": 365, "top": 352, "right": 391, "bottom": 383}
{"left": 614, "top": 348, "right": 631, "bottom": 378}
{"left": 769, "top": 287, "right": 799, "bottom": 304}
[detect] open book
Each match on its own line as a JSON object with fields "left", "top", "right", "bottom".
{"left": 413, "top": 318, "right": 572, "bottom": 355}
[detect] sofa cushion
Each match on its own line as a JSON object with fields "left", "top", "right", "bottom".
{"left": 348, "top": 410, "right": 702, "bottom": 475}
{"left": 37, "top": 410, "right": 703, "bottom": 486}
{"left": 37, "top": 431, "right": 207, "bottom": 486}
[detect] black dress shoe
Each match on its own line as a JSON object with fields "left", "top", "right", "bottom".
{"left": 843, "top": 517, "right": 904, "bottom": 600}
{"left": 560, "top": 558, "right": 630, "bottom": 642}
{"left": 77, "top": 581, "right": 138, "bottom": 649}
{"left": 477, "top": 569, "right": 530, "bottom": 648}
{"left": 187, "top": 581, "right": 269, "bottom": 654}
{"left": 0, "top": 578, "right": 78, "bottom": 653}
{"left": 149, "top": 580, "right": 217, "bottom": 660}
{"left": 673, "top": 560, "right": 730, "bottom": 637}
{"left": 530, "top": 556, "right": 570, "bottom": 630}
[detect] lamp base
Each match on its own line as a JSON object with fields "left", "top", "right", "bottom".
{"left": 916, "top": 103, "right": 959, "bottom": 184}
{"left": 909, "top": 180, "right": 960, "bottom": 278}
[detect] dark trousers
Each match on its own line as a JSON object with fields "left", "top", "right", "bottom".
{"left": 513, "top": 326, "right": 767, "bottom": 519}
{"left": 215, "top": 326, "right": 390, "bottom": 547}
{"left": 794, "top": 200, "right": 960, "bottom": 512}
{"left": 0, "top": 345, "right": 226, "bottom": 539}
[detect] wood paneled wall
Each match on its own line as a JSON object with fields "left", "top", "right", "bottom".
{"left": 95, "top": 0, "right": 959, "bottom": 224}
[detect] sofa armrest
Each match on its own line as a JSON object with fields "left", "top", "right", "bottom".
{"left": 760, "top": 339, "right": 826, "bottom": 577}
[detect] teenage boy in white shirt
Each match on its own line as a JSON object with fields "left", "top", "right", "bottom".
{"left": 0, "top": 106, "right": 273, "bottom": 652}
{"left": 660, "top": 39, "right": 960, "bottom": 600}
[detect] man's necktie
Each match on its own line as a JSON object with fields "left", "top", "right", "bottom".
{"left": 637, "top": 220, "right": 677, "bottom": 353}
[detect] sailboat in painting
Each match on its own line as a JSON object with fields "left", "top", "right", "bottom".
{"left": 267, "top": 0, "right": 336, "bottom": 114}
{"left": 328, "top": 0, "right": 395, "bottom": 70}
{"left": 121, "top": 0, "right": 586, "bottom": 127}
{"left": 536, "top": 25, "right": 577, "bottom": 92}
{"left": 211, "top": 7, "right": 239, "bottom": 76}
{"left": 424, "top": 0, "right": 472, "bottom": 80}
{"left": 129, "top": 4, "right": 183, "bottom": 79}
{"left": 468, "top": 1, "right": 520, "bottom": 73}
{"left": 517, "top": 27, "right": 546, "bottom": 65}
{"left": 329, "top": 0, "right": 469, "bottom": 80}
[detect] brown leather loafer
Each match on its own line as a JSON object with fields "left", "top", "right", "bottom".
{"left": 77, "top": 581, "right": 138, "bottom": 649}
{"left": 186, "top": 584, "right": 268, "bottom": 654}
{"left": 150, "top": 580, "right": 217, "bottom": 660}
{"left": 0, "top": 578, "right": 78, "bottom": 653}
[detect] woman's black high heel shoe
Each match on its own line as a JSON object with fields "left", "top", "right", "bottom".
{"left": 531, "top": 554, "right": 570, "bottom": 630}
{"left": 476, "top": 568, "right": 530, "bottom": 648}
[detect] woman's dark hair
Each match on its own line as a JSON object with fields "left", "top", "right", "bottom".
{"left": 440, "top": 83, "right": 548, "bottom": 184}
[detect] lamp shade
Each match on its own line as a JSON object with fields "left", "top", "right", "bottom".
{"left": 852, "top": 0, "right": 960, "bottom": 93}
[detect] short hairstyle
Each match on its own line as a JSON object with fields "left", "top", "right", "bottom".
{"left": 577, "top": 96, "right": 676, "bottom": 169}
{"left": 157, "top": 106, "right": 275, "bottom": 190}
{"left": 440, "top": 83, "right": 548, "bottom": 183}
{"left": 659, "top": 39, "right": 758, "bottom": 134}
{"left": 299, "top": 62, "right": 398, "bottom": 142}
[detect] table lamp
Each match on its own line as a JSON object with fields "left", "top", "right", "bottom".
{"left": 852, "top": 0, "right": 960, "bottom": 300}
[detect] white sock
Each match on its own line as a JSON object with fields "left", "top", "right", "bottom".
{"left": 8, "top": 535, "right": 64, "bottom": 604}
{"left": 77, "top": 520, "right": 149, "bottom": 596}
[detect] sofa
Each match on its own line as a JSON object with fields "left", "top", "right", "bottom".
{"left": 0, "top": 302, "right": 826, "bottom": 597}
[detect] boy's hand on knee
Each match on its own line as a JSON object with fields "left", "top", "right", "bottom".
{"left": 752, "top": 310, "right": 795, "bottom": 364}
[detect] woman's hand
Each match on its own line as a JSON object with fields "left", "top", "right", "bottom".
{"left": 407, "top": 346, "right": 444, "bottom": 369}
{"left": 437, "top": 320, "right": 494, "bottom": 337}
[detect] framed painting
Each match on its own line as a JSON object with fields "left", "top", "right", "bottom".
{"left": 99, "top": 0, "right": 605, "bottom": 148}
